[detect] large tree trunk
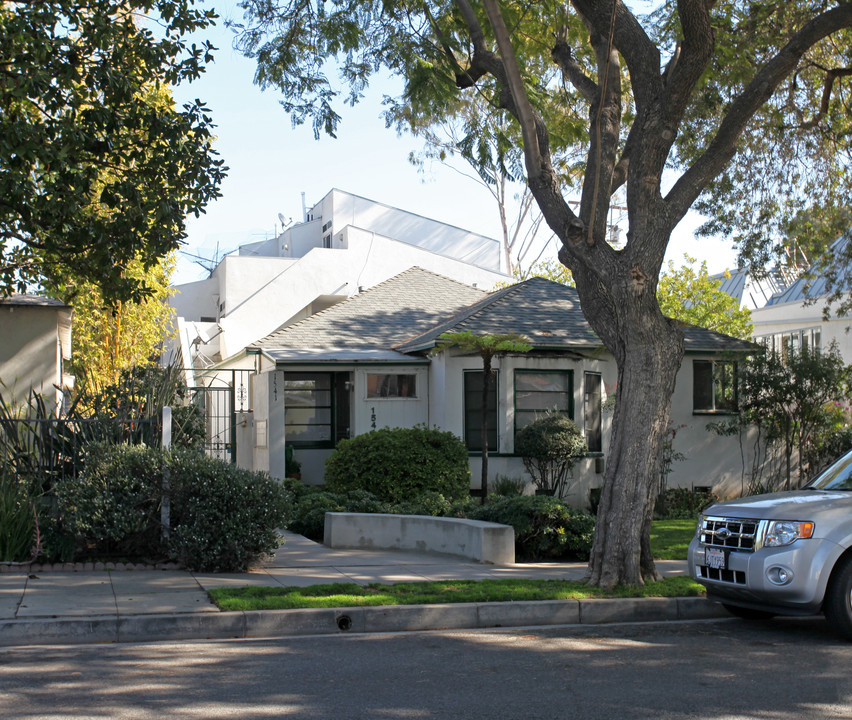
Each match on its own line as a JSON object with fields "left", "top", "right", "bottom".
{"left": 583, "top": 284, "right": 684, "bottom": 588}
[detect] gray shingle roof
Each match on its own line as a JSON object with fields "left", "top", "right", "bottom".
{"left": 394, "top": 276, "right": 757, "bottom": 354}
{"left": 0, "top": 293, "right": 68, "bottom": 308}
{"left": 255, "top": 271, "right": 756, "bottom": 363}
{"left": 254, "top": 267, "right": 487, "bottom": 363}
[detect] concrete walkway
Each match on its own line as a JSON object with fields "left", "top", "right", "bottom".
{"left": 0, "top": 532, "right": 724, "bottom": 647}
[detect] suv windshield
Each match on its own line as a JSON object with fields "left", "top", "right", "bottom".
{"left": 806, "top": 450, "right": 852, "bottom": 491}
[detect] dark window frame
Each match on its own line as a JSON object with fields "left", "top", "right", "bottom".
{"left": 693, "top": 359, "right": 738, "bottom": 414}
{"left": 513, "top": 369, "right": 575, "bottom": 439}
{"left": 463, "top": 370, "right": 499, "bottom": 453}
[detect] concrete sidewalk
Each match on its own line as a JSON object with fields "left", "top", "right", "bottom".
{"left": 0, "top": 532, "right": 725, "bottom": 647}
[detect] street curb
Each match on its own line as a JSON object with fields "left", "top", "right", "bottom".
{"left": 0, "top": 597, "right": 730, "bottom": 647}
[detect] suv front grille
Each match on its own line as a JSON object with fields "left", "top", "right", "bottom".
{"left": 700, "top": 516, "right": 760, "bottom": 552}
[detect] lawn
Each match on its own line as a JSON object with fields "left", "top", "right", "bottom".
{"left": 209, "top": 575, "right": 705, "bottom": 611}
{"left": 209, "top": 517, "right": 702, "bottom": 611}
{"left": 650, "top": 518, "right": 698, "bottom": 560}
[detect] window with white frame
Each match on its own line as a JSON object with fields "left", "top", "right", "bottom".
{"left": 693, "top": 360, "right": 737, "bottom": 413}
{"left": 366, "top": 373, "right": 417, "bottom": 398}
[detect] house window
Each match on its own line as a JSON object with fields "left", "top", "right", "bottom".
{"left": 584, "top": 372, "right": 602, "bottom": 453}
{"left": 284, "top": 373, "right": 333, "bottom": 446}
{"left": 464, "top": 370, "right": 498, "bottom": 452}
{"left": 367, "top": 373, "right": 417, "bottom": 399}
{"left": 693, "top": 360, "right": 737, "bottom": 413}
{"left": 514, "top": 370, "right": 574, "bottom": 435}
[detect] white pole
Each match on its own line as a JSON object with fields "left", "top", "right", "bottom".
{"left": 161, "top": 406, "right": 172, "bottom": 541}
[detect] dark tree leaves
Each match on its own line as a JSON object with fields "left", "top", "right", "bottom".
{"left": 0, "top": 1, "right": 227, "bottom": 301}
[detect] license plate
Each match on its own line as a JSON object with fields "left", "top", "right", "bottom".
{"left": 706, "top": 547, "right": 727, "bottom": 570}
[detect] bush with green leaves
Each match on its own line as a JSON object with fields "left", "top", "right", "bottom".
{"left": 388, "top": 491, "right": 452, "bottom": 517}
{"left": 514, "top": 412, "right": 586, "bottom": 497}
{"left": 324, "top": 426, "right": 470, "bottom": 503}
{"left": 654, "top": 488, "right": 717, "bottom": 520}
{"left": 468, "top": 495, "right": 595, "bottom": 561}
{"left": 56, "top": 444, "right": 292, "bottom": 570}
{"left": 55, "top": 443, "right": 165, "bottom": 558}
{"left": 492, "top": 474, "right": 527, "bottom": 497}
{"left": 287, "top": 489, "right": 347, "bottom": 541}
{"left": 166, "top": 449, "right": 293, "bottom": 572}
{"left": 0, "top": 466, "right": 40, "bottom": 562}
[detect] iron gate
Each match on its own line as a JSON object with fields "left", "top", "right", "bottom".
{"left": 184, "top": 369, "right": 252, "bottom": 464}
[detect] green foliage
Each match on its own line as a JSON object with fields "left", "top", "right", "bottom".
{"left": 49, "top": 254, "right": 178, "bottom": 390}
{"left": 0, "top": 1, "right": 226, "bottom": 300}
{"left": 286, "top": 490, "right": 346, "bottom": 541}
{"left": 657, "top": 256, "right": 753, "bottom": 339}
{"left": 491, "top": 475, "right": 527, "bottom": 497}
{"left": 719, "top": 343, "right": 852, "bottom": 492}
{"left": 56, "top": 443, "right": 165, "bottom": 558}
{"left": 55, "top": 444, "right": 291, "bottom": 570}
{"left": 0, "top": 465, "right": 40, "bottom": 562}
{"left": 324, "top": 426, "right": 470, "bottom": 503}
{"left": 468, "top": 495, "right": 595, "bottom": 561}
{"left": 432, "top": 331, "right": 533, "bottom": 358}
{"left": 389, "top": 491, "right": 453, "bottom": 518}
{"left": 167, "top": 450, "right": 291, "bottom": 572}
{"left": 654, "top": 489, "right": 717, "bottom": 521}
{"left": 514, "top": 412, "right": 586, "bottom": 497}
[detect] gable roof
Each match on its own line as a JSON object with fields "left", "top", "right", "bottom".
{"left": 253, "top": 267, "right": 487, "bottom": 364}
{"left": 394, "top": 277, "right": 757, "bottom": 355}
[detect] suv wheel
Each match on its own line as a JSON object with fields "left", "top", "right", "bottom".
{"left": 824, "top": 554, "right": 852, "bottom": 640}
{"left": 721, "top": 603, "right": 775, "bottom": 620}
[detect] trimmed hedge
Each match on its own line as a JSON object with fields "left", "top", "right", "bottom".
{"left": 324, "top": 426, "right": 470, "bottom": 503}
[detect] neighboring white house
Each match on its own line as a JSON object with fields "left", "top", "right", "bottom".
{"left": 717, "top": 234, "right": 852, "bottom": 361}
{"left": 169, "top": 189, "right": 509, "bottom": 369}
{"left": 0, "top": 294, "right": 72, "bottom": 410}
{"left": 245, "top": 267, "right": 758, "bottom": 507}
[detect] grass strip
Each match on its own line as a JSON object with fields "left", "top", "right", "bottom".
{"left": 209, "top": 576, "right": 704, "bottom": 612}
{"left": 650, "top": 519, "right": 698, "bottom": 560}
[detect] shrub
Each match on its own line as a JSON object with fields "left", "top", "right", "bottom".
{"left": 0, "top": 466, "right": 40, "bottom": 562}
{"left": 166, "top": 449, "right": 292, "bottom": 572}
{"left": 324, "top": 426, "right": 470, "bottom": 503}
{"left": 389, "top": 491, "right": 452, "bottom": 517}
{"left": 55, "top": 443, "right": 165, "bottom": 558}
{"left": 287, "top": 489, "right": 346, "bottom": 541}
{"left": 654, "top": 487, "right": 717, "bottom": 520}
{"left": 514, "top": 412, "right": 586, "bottom": 497}
{"left": 468, "top": 495, "right": 595, "bottom": 561}
{"left": 492, "top": 474, "right": 527, "bottom": 497}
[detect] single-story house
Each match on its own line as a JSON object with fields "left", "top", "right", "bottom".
{"left": 0, "top": 294, "right": 72, "bottom": 411}
{"left": 243, "top": 267, "right": 758, "bottom": 506}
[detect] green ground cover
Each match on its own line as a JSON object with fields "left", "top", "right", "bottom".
{"left": 650, "top": 519, "right": 698, "bottom": 560}
{"left": 209, "top": 575, "right": 705, "bottom": 611}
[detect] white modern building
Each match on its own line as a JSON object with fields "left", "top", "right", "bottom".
{"left": 170, "top": 189, "right": 509, "bottom": 369}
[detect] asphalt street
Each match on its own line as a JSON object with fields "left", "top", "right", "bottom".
{"left": 1, "top": 616, "right": 850, "bottom": 719}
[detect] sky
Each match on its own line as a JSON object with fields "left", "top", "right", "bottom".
{"left": 169, "top": 2, "right": 739, "bottom": 286}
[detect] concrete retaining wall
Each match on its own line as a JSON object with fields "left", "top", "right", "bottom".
{"left": 323, "top": 512, "right": 515, "bottom": 565}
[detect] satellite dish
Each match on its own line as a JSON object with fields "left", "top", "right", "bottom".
{"left": 278, "top": 213, "right": 291, "bottom": 229}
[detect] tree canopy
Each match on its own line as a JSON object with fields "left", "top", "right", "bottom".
{"left": 234, "top": 0, "right": 852, "bottom": 587}
{"left": 658, "top": 256, "right": 753, "bottom": 339}
{"left": 0, "top": 0, "right": 227, "bottom": 301}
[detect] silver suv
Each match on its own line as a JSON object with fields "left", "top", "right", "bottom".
{"left": 688, "top": 448, "right": 852, "bottom": 638}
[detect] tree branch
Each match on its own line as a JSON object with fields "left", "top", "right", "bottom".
{"left": 667, "top": 2, "right": 852, "bottom": 221}
{"left": 551, "top": 30, "right": 598, "bottom": 103}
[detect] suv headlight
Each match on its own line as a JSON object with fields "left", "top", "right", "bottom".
{"left": 764, "top": 520, "right": 815, "bottom": 547}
